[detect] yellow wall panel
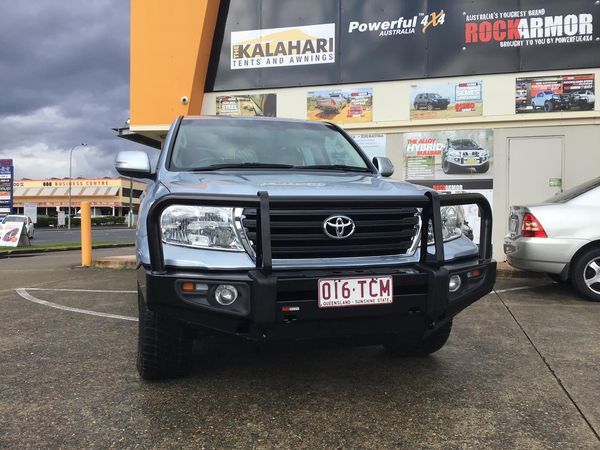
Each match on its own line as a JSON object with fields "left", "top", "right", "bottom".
{"left": 130, "top": 0, "right": 220, "bottom": 127}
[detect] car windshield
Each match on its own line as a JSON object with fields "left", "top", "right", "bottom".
{"left": 547, "top": 177, "right": 600, "bottom": 203}
{"left": 430, "top": 94, "right": 441, "bottom": 99}
{"left": 451, "top": 139, "right": 479, "bottom": 149}
{"left": 4, "top": 216, "right": 26, "bottom": 223}
{"left": 170, "top": 119, "right": 370, "bottom": 171}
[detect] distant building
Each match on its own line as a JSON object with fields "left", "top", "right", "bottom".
{"left": 12, "top": 177, "right": 146, "bottom": 217}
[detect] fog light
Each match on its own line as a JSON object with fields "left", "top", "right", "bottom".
{"left": 215, "top": 284, "right": 238, "bottom": 306}
{"left": 449, "top": 275, "right": 462, "bottom": 293}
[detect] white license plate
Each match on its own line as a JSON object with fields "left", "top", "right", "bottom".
{"left": 465, "top": 157, "right": 479, "bottom": 165}
{"left": 318, "top": 276, "right": 393, "bottom": 308}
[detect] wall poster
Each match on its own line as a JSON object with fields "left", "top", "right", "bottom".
{"left": 410, "top": 81, "right": 483, "bottom": 120}
{"left": 403, "top": 130, "right": 493, "bottom": 181}
{"left": 307, "top": 88, "right": 373, "bottom": 123}
{"left": 350, "top": 134, "right": 386, "bottom": 161}
{"left": 516, "top": 74, "right": 595, "bottom": 113}
{"left": 216, "top": 94, "right": 277, "bottom": 116}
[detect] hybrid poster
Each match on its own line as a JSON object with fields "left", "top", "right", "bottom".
{"left": 516, "top": 74, "right": 595, "bottom": 113}
{"left": 216, "top": 94, "right": 277, "bottom": 116}
{"left": 410, "top": 81, "right": 483, "bottom": 120}
{"left": 307, "top": 88, "right": 373, "bottom": 123}
{"left": 403, "top": 130, "right": 493, "bottom": 181}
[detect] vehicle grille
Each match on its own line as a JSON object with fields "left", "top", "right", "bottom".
{"left": 241, "top": 206, "right": 420, "bottom": 259}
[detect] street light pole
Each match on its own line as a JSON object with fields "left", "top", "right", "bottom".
{"left": 68, "top": 143, "right": 87, "bottom": 230}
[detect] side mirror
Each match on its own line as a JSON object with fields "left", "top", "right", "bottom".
{"left": 372, "top": 157, "right": 394, "bottom": 177}
{"left": 115, "top": 151, "right": 153, "bottom": 179}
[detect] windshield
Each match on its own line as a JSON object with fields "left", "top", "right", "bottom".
{"left": 4, "top": 216, "right": 26, "bottom": 223}
{"left": 451, "top": 139, "right": 479, "bottom": 149}
{"left": 170, "top": 119, "right": 370, "bottom": 171}
{"left": 430, "top": 94, "right": 441, "bottom": 99}
{"left": 547, "top": 177, "right": 600, "bottom": 203}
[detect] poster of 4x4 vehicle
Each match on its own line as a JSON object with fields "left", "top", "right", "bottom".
{"left": 307, "top": 88, "right": 373, "bottom": 123}
{"left": 403, "top": 130, "right": 493, "bottom": 182}
{"left": 516, "top": 74, "right": 595, "bottom": 113}
{"left": 410, "top": 81, "right": 483, "bottom": 120}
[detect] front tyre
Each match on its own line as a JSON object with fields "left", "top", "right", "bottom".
{"left": 476, "top": 162, "right": 490, "bottom": 173}
{"left": 571, "top": 248, "right": 600, "bottom": 302}
{"left": 137, "top": 287, "right": 195, "bottom": 380}
{"left": 442, "top": 159, "right": 454, "bottom": 174}
{"left": 384, "top": 320, "right": 452, "bottom": 356}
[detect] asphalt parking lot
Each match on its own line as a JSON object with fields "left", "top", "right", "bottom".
{"left": 1, "top": 250, "right": 599, "bottom": 449}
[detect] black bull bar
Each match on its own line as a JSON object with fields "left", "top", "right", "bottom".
{"left": 146, "top": 191, "right": 493, "bottom": 275}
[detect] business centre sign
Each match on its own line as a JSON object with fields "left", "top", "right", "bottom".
{"left": 207, "top": 0, "right": 600, "bottom": 91}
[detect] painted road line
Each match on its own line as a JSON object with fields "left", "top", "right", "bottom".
{"left": 15, "top": 288, "right": 138, "bottom": 322}
{"left": 24, "top": 288, "right": 137, "bottom": 294}
{"left": 494, "top": 285, "right": 550, "bottom": 294}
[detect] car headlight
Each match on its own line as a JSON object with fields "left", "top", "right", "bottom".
{"left": 427, "top": 206, "right": 464, "bottom": 245}
{"left": 160, "top": 205, "right": 244, "bottom": 251}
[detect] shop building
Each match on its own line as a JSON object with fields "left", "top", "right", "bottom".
{"left": 122, "top": 0, "right": 600, "bottom": 259}
{"left": 13, "top": 177, "right": 146, "bottom": 218}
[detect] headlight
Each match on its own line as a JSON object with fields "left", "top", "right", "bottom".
{"left": 427, "top": 206, "right": 464, "bottom": 245}
{"left": 160, "top": 205, "right": 244, "bottom": 251}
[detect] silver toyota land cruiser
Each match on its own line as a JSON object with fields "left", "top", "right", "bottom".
{"left": 116, "top": 116, "right": 496, "bottom": 380}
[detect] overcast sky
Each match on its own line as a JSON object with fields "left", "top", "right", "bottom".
{"left": 0, "top": 1, "right": 152, "bottom": 180}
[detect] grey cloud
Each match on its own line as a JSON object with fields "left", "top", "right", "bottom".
{"left": 0, "top": 1, "right": 150, "bottom": 180}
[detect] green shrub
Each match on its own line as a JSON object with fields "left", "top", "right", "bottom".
{"left": 34, "top": 215, "right": 127, "bottom": 228}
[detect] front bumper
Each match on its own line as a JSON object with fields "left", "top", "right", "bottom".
{"left": 141, "top": 191, "right": 496, "bottom": 341}
{"left": 138, "top": 258, "right": 496, "bottom": 341}
{"left": 447, "top": 158, "right": 489, "bottom": 168}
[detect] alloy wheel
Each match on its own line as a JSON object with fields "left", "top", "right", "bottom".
{"left": 584, "top": 258, "right": 600, "bottom": 295}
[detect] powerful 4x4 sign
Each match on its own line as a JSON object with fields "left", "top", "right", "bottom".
{"left": 116, "top": 116, "right": 496, "bottom": 380}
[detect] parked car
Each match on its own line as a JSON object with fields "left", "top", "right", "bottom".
{"left": 414, "top": 93, "right": 450, "bottom": 111}
{"left": 315, "top": 93, "right": 348, "bottom": 113}
{"left": 2, "top": 214, "right": 34, "bottom": 239}
{"left": 531, "top": 91, "right": 570, "bottom": 112}
{"left": 115, "top": 116, "right": 496, "bottom": 380}
{"left": 504, "top": 177, "right": 600, "bottom": 301}
{"left": 442, "top": 139, "right": 490, "bottom": 174}
{"left": 571, "top": 90, "right": 595, "bottom": 110}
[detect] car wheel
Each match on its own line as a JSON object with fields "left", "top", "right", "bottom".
{"left": 571, "top": 248, "right": 600, "bottom": 302}
{"left": 476, "top": 162, "right": 490, "bottom": 173}
{"left": 136, "top": 286, "right": 195, "bottom": 380}
{"left": 426, "top": 103, "right": 434, "bottom": 111}
{"left": 442, "top": 159, "right": 453, "bottom": 174}
{"left": 384, "top": 320, "right": 452, "bottom": 356}
{"left": 544, "top": 101, "right": 553, "bottom": 112}
{"left": 414, "top": 102, "right": 419, "bottom": 110}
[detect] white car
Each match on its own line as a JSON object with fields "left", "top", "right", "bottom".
{"left": 2, "top": 215, "right": 35, "bottom": 239}
{"left": 504, "top": 177, "right": 600, "bottom": 301}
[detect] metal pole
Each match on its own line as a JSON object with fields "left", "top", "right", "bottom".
{"left": 129, "top": 177, "right": 133, "bottom": 227}
{"left": 68, "top": 143, "right": 87, "bottom": 230}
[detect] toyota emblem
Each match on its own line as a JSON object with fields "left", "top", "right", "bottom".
{"left": 323, "top": 215, "right": 355, "bottom": 239}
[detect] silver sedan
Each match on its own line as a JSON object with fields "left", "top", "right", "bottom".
{"left": 504, "top": 177, "right": 600, "bottom": 302}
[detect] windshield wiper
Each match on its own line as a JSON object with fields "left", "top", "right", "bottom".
{"left": 300, "top": 164, "right": 371, "bottom": 173}
{"left": 190, "top": 162, "right": 295, "bottom": 171}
